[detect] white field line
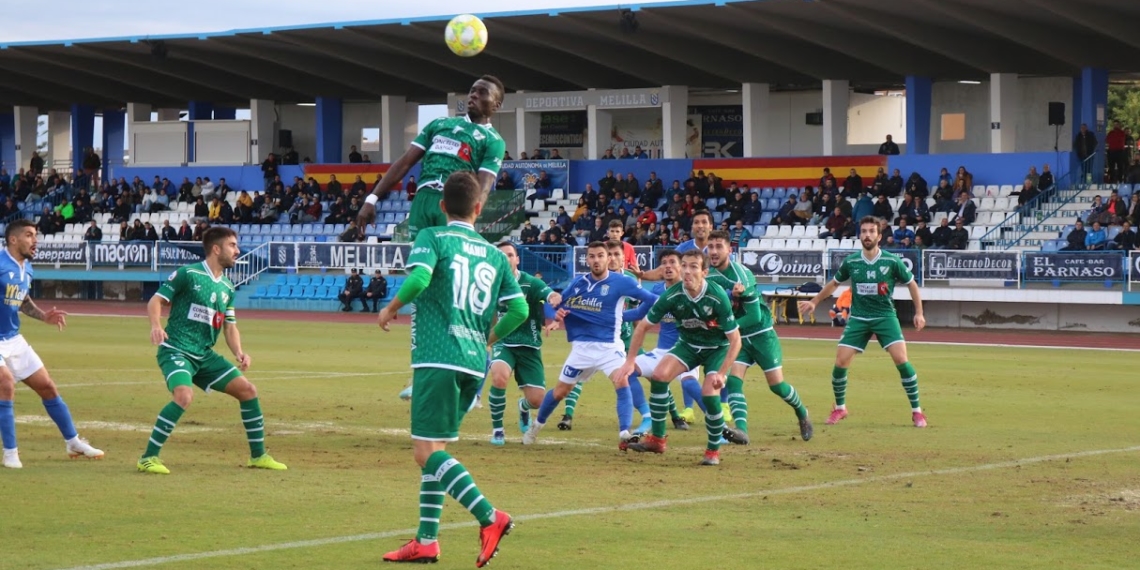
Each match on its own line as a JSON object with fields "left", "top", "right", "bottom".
{"left": 56, "top": 444, "right": 1140, "bottom": 570}
{"left": 53, "top": 371, "right": 390, "bottom": 389}
{"left": 51, "top": 312, "right": 1140, "bottom": 352}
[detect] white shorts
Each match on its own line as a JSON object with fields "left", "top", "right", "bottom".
{"left": 635, "top": 348, "right": 700, "bottom": 382}
{"left": 559, "top": 341, "right": 626, "bottom": 385}
{"left": 0, "top": 335, "right": 45, "bottom": 382}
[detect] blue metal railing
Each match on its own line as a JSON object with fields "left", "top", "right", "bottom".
{"left": 981, "top": 155, "right": 1094, "bottom": 249}
{"left": 517, "top": 245, "right": 573, "bottom": 288}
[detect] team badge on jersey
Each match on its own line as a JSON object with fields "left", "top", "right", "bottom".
{"left": 601, "top": 285, "right": 610, "bottom": 296}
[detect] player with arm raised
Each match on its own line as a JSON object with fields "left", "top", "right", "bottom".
{"left": 376, "top": 171, "right": 525, "bottom": 566}
{"left": 0, "top": 219, "right": 102, "bottom": 469}
{"left": 138, "top": 226, "right": 286, "bottom": 474}
{"left": 521, "top": 241, "right": 658, "bottom": 449}
{"left": 618, "top": 250, "right": 743, "bottom": 466}
{"left": 798, "top": 216, "right": 928, "bottom": 428}
{"left": 628, "top": 209, "right": 713, "bottom": 282}
{"left": 486, "top": 241, "right": 561, "bottom": 445}
{"left": 706, "top": 230, "right": 813, "bottom": 443}
{"left": 360, "top": 76, "right": 507, "bottom": 404}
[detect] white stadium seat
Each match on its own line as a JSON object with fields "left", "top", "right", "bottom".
{"left": 764, "top": 225, "right": 779, "bottom": 238}
{"left": 777, "top": 225, "right": 792, "bottom": 238}
{"left": 790, "top": 225, "right": 806, "bottom": 238}
{"left": 985, "top": 185, "right": 1000, "bottom": 197}
{"left": 999, "top": 185, "right": 1015, "bottom": 197}
{"left": 784, "top": 239, "right": 801, "bottom": 250}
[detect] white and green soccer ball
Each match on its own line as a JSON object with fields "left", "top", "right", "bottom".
{"left": 444, "top": 14, "right": 488, "bottom": 57}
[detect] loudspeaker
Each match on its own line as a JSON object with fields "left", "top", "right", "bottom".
{"left": 1048, "top": 102, "right": 1065, "bottom": 126}
{"left": 278, "top": 129, "right": 293, "bottom": 149}
{"left": 805, "top": 112, "right": 824, "bottom": 126}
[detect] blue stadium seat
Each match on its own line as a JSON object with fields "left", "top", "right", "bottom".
{"left": 323, "top": 287, "right": 339, "bottom": 300}
{"left": 760, "top": 188, "right": 774, "bottom": 200}
{"left": 274, "top": 286, "right": 291, "bottom": 299}
{"left": 1060, "top": 225, "right": 1075, "bottom": 241}
{"left": 321, "top": 276, "right": 335, "bottom": 287}
{"left": 319, "top": 224, "right": 332, "bottom": 234}
{"left": 1107, "top": 226, "right": 1122, "bottom": 240}
{"left": 298, "top": 275, "right": 312, "bottom": 287}
{"left": 274, "top": 274, "right": 287, "bottom": 286}
{"left": 334, "top": 276, "right": 347, "bottom": 289}
{"left": 301, "top": 286, "right": 318, "bottom": 299}
{"left": 1119, "top": 184, "right": 1133, "bottom": 200}
{"left": 315, "top": 286, "right": 329, "bottom": 300}
{"left": 334, "top": 223, "right": 347, "bottom": 235}
{"left": 764, "top": 198, "right": 780, "bottom": 211}
{"left": 250, "top": 286, "right": 268, "bottom": 299}
{"left": 759, "top": 212, "right": 774, "bottom": 225}
{"left": 265, "top": 285, "right": 280, "bottom": 298}
{"left": 286, "top": 275, "right": 300, "bottom": 287}
{"left": 705, "top": 199, "right": 717, "bottom": 211}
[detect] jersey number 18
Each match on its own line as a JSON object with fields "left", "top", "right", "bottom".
{"left": 450, "top": 254, "right": 496, "bottom": 315}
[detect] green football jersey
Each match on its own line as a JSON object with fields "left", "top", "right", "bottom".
{"left": 647, "top": 280, "right": 738, "bottom": 349}
{"left": 497, "top": 270, "right": 553, "bottom": 349}
{"left": 708, "top": 260, "right": 773, "bottom": 335}
{"left": 832, "top": 250, "right": 914, "bottom": 319}
{"left": 412, "top": 116, "right": 506, "bottom": 190}
{"left": 155, "top": 262, "right": 237, "bottom": 359}
{"left": 620, "top": 269, "right": 639, "bottom": 347}
{"left": 406, "top": 221, "right": 523, "bottom": 376}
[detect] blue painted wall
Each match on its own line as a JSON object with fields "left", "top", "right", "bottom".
{"left": 116, "top": 165, "right": 305, "bottom": 191}
{"left": 569, "top": 158, "right": 694, "bottom": 194}
{"left": 888, "top": 151, "right": 1072, "bottom": 187}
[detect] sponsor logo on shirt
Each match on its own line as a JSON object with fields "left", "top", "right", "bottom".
{"left": 428, "top": 135, "right": 473, "bottom": 163}
{"left": 855, "top": 283, "right": 878, "bottom": 296}
{"left": 564, "top": 295, "right": 604, "bottom": 312}
{"left": 188, "top": 303, "right": 222, "bottom": 329}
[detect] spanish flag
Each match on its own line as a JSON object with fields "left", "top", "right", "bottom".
{"left": 691, "top": 156, "right": 887, "bottom": 189}
{"left": 303, "top": 164, "right": 392, "bottom": 190}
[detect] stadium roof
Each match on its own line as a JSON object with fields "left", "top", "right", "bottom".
{"left": 3, "top": 0, "right": 1139, "bottom": 110}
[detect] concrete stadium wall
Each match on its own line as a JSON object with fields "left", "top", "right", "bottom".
{"left": 928, "top": 77, "right": 1073, "bottom": 155}
{"left": 924, "top": 301, "right": 1140, "bottom": 333}
{"left": 116, "top": 165, "right": 305, "bottom": 192}
{"left": 888, "top": 151, "right": 1071, "bottom": 187}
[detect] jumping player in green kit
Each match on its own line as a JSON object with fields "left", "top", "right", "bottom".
{"left": 138, "top": 227, "right": 286, "bottom": 474}
{"left": 799, "top": 216, "right": 929, "bottom": 428}
{"left": 357, "top": 75, "right": 508, "bottom": 403}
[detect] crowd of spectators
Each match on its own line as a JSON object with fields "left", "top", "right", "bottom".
{"left": 1059, "top": 188, "right": 1140, "bottom": 251}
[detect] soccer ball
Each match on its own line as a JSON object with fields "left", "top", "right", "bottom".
{"left": 444, "top": 14, "right": 488, "bottom": 57}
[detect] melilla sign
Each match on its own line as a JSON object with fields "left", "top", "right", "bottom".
{"left": 452, "top": 88, "right": 668, "bottom": 114}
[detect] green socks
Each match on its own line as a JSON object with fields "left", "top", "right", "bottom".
{"left": 240, "top": 398, "right": 266, "bottom": 458}
{"left": 665, "top": 389, "right": 682, "bottom": 421}
{"left": 649, "top": 381, "right": 671, "bottom": 438}
{"left": 563, "top": 383, "right": 583, "bottom": 417}
{"left": 424, "top": 450, "right": 495, "bottom": 528}
{"left": 832, "top": 365, "right": 848, "bottom": 408}
{"left": 702, "top": 395, "right": 724, "bottom": 452}
{"left": 488, "top": 386, "right": 507, "bottom": 431}
{"left": 770, "top": 381, "right": 808, "bottom": 419}
{"left": 724, "top": 375, "right": 749, "bottom": 433}
{"left": 897, "top": 362, "right": 920, "bottom": 411}
{"left": 416, "top": 466, "right": 446, "bottom": 544}
{"left": 143, "top": 401, "right": 185, "bottom": 458}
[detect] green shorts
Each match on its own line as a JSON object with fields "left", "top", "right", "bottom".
{"left": 157, "top": 346, "right": 242, "bottom": 393}
{"left": 735, "top": 329, "right": 783, "bottom": 372}
{"left": 407, "top": 188, "right": 447, "bottom": 240}
{"left": 838, "top": 317, "right": 906, "bottom": 352}
{"left": 666, "top": 344, "right": 728, "bottom": 377}
{"left": 410, "top": 367, "right": 481, "bottom": 441}
{"left": 490, "top": 345, "right": 546, "bottom": 389}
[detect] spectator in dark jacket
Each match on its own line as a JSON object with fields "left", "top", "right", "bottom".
{"left": 952, "top": 192, "right": 977, "bottom": 226}
{"left": 363, "top": 270, "right": 388, "bottom": 312}
{"left": 83, "top": 221, "right": 103, "bottom": 241}
{"left": 932, "top": 218, "right": 953, "bottom": 248}
{"left": 176, "top": 221, "right": 194, "bottom": 241}
{"left": 339, "top": 268, "right": 366, "bottom": 311}
{"left": 872, "top": 195, "right": 893, "bottom": 220}
{"left": 818, "top": 208, "right": 848, "bottom": 239}
{"left": 878, "top": 135, "right": 900, "bottom": 155}
{"left": 1074, "top": 124, "right": 1097, "bottom": 179}
{"left": 948, "top": 218, "right": 970, "bottom": 250}
{"left": 161, "top": 220, "right": 177, "bottom": 241}
{"left": 1061, "top": 220, "right": 1087, "bottom": 251}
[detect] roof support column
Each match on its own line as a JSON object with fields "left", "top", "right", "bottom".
{"left": 742, "top": 82, "right": 770, "bottom": 158}
{"left": 315, "top": 97, "right": 343, "bottom": 164}
{"left": 13, "top": 107, "right": 38, "bottom": 174}
{"left": 102, "top": 110, "right": 125, "bottom": 180}
{"left": 905, "top": 75, "right": 931, "bottom": 155}
{"left": 823, "top": 79, "right": 849, "bottom": 157}
{"left": 250, "top": 99, "right": 275, "bottom": 168}
{"left": 989, "top": 73, "right": 1019, "bottom": 154}
{"left": 47, "top": 110, "right": 70, "bottom": 172}
{"left": 70, "top": 104, "right": 95, "bottom": 175}
{"left": 661, "top": 85, "right": 688, "bottom": 159}
{"left": 187, "top": 101, "right": 213, "bottom": 163}
{"left": 126, "top": 103, "right": 151, "bottom": 166}
{"left": 0, "top": 110, "right": 14, "bottom": 173}
{"left": 402, "top": 101, "right": 420, "bottom": 157}
{"left": 515, "top": 107, "right": 540, "bottom": 158}
{"left": 1075, "top": 67, "right": 1108, "bottom": 183}
{"left": 381, "top": 95, "right": 406, "bottom": 164}
{"left": 587, "top": 105, "right": 613, "bottom": 160}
